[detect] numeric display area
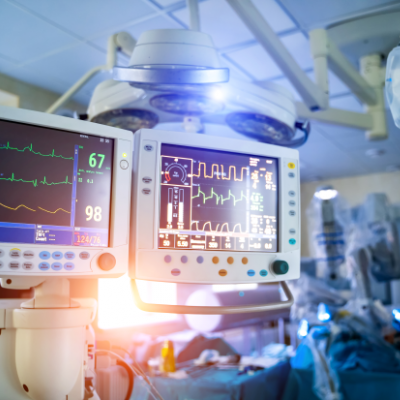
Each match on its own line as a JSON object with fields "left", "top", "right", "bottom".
{"left": 159, "top": 144, "right": 279, "bottom": 252}
{"left": 0, "top": 120, "right": 114, "bottom": 247}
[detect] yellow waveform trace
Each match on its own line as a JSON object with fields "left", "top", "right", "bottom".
{"left": 192, "top": 163, "right": 220, "bottom": 179}
{"left": 38, "top": 207, "right": 71, "bottom": 214}
{"left": 0, "top": 202, "right": 36, "bottom": 212}
{"left": 192, "top": 162, "right": 248, "bottom": 181}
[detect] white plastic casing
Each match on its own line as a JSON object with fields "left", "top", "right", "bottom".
{"left": 130, "top": 129, "right": 300, "bottom": 284}
{"left": 0, "top": 106, "right": 133, "bottom": 279}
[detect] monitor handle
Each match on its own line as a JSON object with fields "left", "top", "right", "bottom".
{"left": 130, "top": 279, "right": 294, "bottom": 314}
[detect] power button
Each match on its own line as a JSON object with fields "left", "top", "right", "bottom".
{"left": 120, "top": 160, "right": 129, "bottom": 170}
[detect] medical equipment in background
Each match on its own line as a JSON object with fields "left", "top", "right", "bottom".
{"left": 346, "top": 193, "right": 400, "bottom": 328}
{"left": 306, "top": 186, "right": 351, "bottom": 289}
{"left": 129, "top": 128, "right": 299, "bottom": 314}
{"left": 0, "top": 106, "right": 133, "bottom": 400}
{"left": 181, "top": 283, "right": 289, "bottom": 332}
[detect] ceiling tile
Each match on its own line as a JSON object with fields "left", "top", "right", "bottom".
{"left": 173, "top": 0, "right": 255, "bottom": 49}
{"left": 252, "top": 0, "right": 296, "bottom": 33}
{"left": 10, "top": 0, "right": 156, "bottom": 39}
{"left": 227, "top": 32, "right": 310, "bottom": 81}
{"left": 0, "top": 0, "right": 78, "bottom": 63}
{"left": 26, "top": 43, "right": 107, "bottom": 87}
{"left": 151, "top": 0, "right": 182, "bottom": 7}
{"left": 278, "top": 0, "right": 397, "bottom": 30}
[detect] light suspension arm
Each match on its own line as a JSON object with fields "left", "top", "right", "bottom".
{"left": 186, "top": 0, "right": 201, "bottom": 31}
{"left": 226, "top": 0, "right": 329, "bottom": 111}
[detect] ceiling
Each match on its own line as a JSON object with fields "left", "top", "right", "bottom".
{"left": 0, "top": 0, "right": 400, "bottom": 182}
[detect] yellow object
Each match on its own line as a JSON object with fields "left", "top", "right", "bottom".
{"left": 288, "top": 162, "right": 295, "bottom": 169}
{"left": 123, "top": 152, "right": 127, "bottom": 158}
{"left": 160, "top": 340, "right": 176, "bottom": 373}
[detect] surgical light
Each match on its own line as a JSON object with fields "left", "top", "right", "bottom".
{"left": 297, "top": 319, "right": 310, "bottom": 339}
{"left": 392, "top": 309, "right": 400, "bottom": 322}
{"left": 113, "top": 29, "right": 229, "bottom": 91}
{"left": 317, "top": 303, "right": 332, "bottom": 322}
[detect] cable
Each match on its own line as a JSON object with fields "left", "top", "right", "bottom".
{"left": 96, "top": 350, "right": 165, "bottom": 400}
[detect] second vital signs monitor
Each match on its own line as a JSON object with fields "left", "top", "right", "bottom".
{"left": 131, "top": 129, "right": 300, "bottom": 291}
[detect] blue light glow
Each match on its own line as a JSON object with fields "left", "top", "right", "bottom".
{"left": 297, "top": 319, "right": 309, "bottom": 339}
{"left": 392, "top": 309, "right": 400, "bottom": 321}
{"left": 317, "top": 303, "right": 331, "bottom": 322}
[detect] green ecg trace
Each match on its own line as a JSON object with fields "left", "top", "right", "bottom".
{"left": 0, "top": 142, "right": 74, "bottom": 160}
{"left": 0, "top": 173, "right": 72, "bottom": 187}
{"left": 193, "top": 186, "right": 248, "bottom": 206}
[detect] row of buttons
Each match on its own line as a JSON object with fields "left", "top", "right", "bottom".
{"left": 164, "top": 255, "right": 250, "bottom": 265}
{"left": 0, "top": 250, "right": 90, "bottom": 261}
{"left": 0, "top": 261, "right": 75, "bottom": 271}
{"left": 170, "top": 268, "right": 269, "bottom": 277}
{"left": 287, "top": 163, "right": 297, "bottom": 246}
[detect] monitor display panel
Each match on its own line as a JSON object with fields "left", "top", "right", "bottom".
{"left": 158, "top": 144, "right": 279, "bottom": 252}
{"left": 0, "top": 120, "right": 114, "bottom": 247}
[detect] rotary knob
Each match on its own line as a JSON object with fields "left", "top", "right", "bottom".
{"left": 272, "top": 260, "right": 289, "bottom": 275}
{"left": 98, "top": 253, "right": 116, "bottom": 271}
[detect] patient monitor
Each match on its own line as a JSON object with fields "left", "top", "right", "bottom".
{"left": 130, "top": 129, "right": 300, "bottom": 313}
{"left": 0, "top": 106, "right": 133, "bottom": 400}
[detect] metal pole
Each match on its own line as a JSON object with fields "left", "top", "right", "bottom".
{"left": 186, "top": 0, "right": 201, "bottom": 31}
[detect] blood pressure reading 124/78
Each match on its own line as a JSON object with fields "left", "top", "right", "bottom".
{"left": 158, "top": 144, "right": 279, "bottom": 252}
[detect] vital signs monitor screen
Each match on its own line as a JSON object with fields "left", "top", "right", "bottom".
{"left": 0, "top": 120, "right": 114, "bottom": 247}
{"left": 159, "top": 144, "right": 278, "bottom": 252}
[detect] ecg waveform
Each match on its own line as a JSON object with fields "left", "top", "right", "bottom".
{"left": 191, "top": 221, "right": 243, "bottom": 233}
{"left": 192, "top": 186, "right": 247, "bottom": 206}
{"left": 192, "top": 162, "right": 248, "bottom": 181}
{"left": 0, "top": 202, "right": 70, "bottom": 214}
{"left": 0, "top": 173, "right": 72, "bottom": 187}
{"left": 0, "top": 142, "right": 74, "bottom": 160}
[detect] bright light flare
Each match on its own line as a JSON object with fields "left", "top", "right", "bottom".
{"left": 210, "top": 87, "right": 225, "bottom": 101}
{"left": 297, "top": 319, "right": 309, "bottom": 339}
{"left": 212, "top": 283, "right": 258, "bottom": 292}
{"left": 393, "top": 309, "right": 400, "bottom": 321}
{"left": 314, "top": 189, "right": 338, "bottom": 200}
{"left": 98, "top": 275, "right": 178, "bottom": 329}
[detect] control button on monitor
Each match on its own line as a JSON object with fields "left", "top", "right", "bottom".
{"left": 272, "top": 260, "right": 289, "bottom": 275}
{"left": 39, "top": 251, "right": 51, "bottom": 260}
{"left": 0, "top": 249, "right": 5, "bottom": 258}
{"left": 289, "top": 239, "right": 296, "bottom": 245}
{"left": 288, "top": 191, "right": 295, "bottom": 197}
{"left": 219, "top": 269, "right": 227, "bottom": 277}
{"left": 260, "top": 269, "right": 268, "bottom": 277}
{"left": 79, "top": 252, "right": 90, "bottom": 260}
{"left": 64, "top": 262, "right": 75, "bottom": 271}
{"left": 98, "top": 253, "right": 116, "bottom": 271}
{"left": 212, "top": 256, "right": 219, "bottom": 264}
{"left": 64, "top": 252, "right": 75, "bottom": 260}
{"left": 227, "top": 257, "right": 234, "bottom": 265}
{"left": 39, "top": 262, "right": 50, "bottom": 271}
{"left": 52, "top": 251, "right": 63, "bottom": 260}
{"left": 120, "top": 160, "right": 129, "bottom": 170}
{"left": 247, "top": 270, "right": 255, "bottom": 277}
{"left": 51, "top": 262, "right": 63, "bottom": 271}
{"left": 242, "top": 257, "right": 248, "bottom": 265}
{"left": 22, "top": 262, "right": 34, "bottom": 270}
{"left": 289, "top": 210, "right": 296, "bottom": 216}
{"left": 289, "top": 200, "right": 295, "bottom": 206}
{"left": 0, "top": 261, "right": 3, "bottom": 268}
{"left": 181, "top": 255, "right": 188, "bottom": 264}
{"left": 142, "top": 177, "right": 152, "bottom": 184}
{"left": 288, "top": 162, "right": 295, "bottom": 169}
{"left": 10, "top": 249, "right": 21, "bottom": 258}
{"left": 142, "top": 188, "right": 151, "bottom": 195}
{"left": 171, "top": 268, "right": 180, "bottom": 276}
{"left": 23, "top": 251, "right": 35, "bottom": 259}
{"left": 289, "top": 229, "right": 296, "bottom": 235}
{"left": 164, "top": 255, "right": 172, "bottom": 263}
{"left": 144, "top": 144, "right": 153, "bottom": 152}
{"left": 196, "top": 256, "right": 204, "bottom": 264}
{"left": 288, "top": 172, "right": 295, "bottom": 178}
{"left": 9, "top": 262, "right": 20, "bottom": 269}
